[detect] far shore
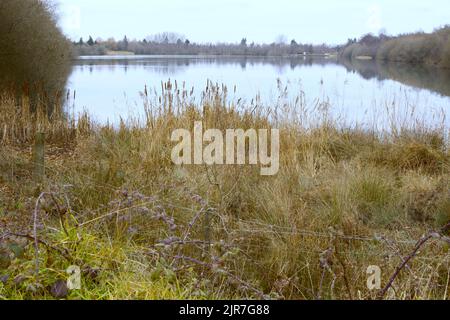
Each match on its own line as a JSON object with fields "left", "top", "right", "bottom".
{"left": 105, "top": 50, "right": 135, "bottom": 56}
{"left": 75, "top": 52, "right": 337, "bottom": 59}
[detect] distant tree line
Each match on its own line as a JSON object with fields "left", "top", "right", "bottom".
{"left": 0, "top": 0, "right": 71, "bottom": 106}
{"left": 73, "top": 32, "right": 335, "bottom": 57}
{"left": 340, "top": 26, "right": 450, "bottom": 68}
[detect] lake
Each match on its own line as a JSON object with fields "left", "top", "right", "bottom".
{"left": 67, "top": 55, "right": 450, "bottom": 129}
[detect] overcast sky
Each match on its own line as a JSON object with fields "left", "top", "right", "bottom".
{"left": 57, "top": 0, "right": 450, "bottom": 44}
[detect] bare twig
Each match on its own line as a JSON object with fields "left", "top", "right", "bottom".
{"left": 31, "top": 190, "right": 75, "bottom": 274}
{"left": 378, "top": 222, "right": 450, "bottom": 299}
{"left": 33, "top": 192, "right": 46, "bottom": 274}
{"left": 317, "top": 247, "right": 335, "bottom": 300}
{"left": 380, "top": 235, "right": 415, "bottom": 276}
{"left": 6, "top": 232, "right": 73, "bottom": 262}
{"left": 182, "top": 206, "right": 206, "bottom": 242}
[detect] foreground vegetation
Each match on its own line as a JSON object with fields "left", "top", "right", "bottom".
{"left": 341, "top": 26, "right": 450, "bottom": 68}
{"left": 0, "top": 83, "right": 449, "bottom": 300}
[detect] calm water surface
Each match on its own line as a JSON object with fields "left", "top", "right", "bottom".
{"left": 68, "top": 56, "right": 450, "bottom": 128}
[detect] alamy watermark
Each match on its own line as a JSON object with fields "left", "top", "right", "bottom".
{"left": 67, "top": 265, "right": 81, "bottom": 290}
{"left": 171, "top": 121, "right": 280, "bottom": 176}
{"left": 366, "top": 265, "right": 382, "bottom": 290}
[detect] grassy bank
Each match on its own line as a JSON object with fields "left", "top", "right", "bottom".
{"left": 1, "top": 84, "right": 450, "bottom": 300}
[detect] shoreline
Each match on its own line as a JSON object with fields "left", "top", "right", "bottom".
{"left": 74, "top": 53, "right": 336, "bottom": 60}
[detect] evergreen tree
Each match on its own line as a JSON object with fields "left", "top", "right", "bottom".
{"left": 122, "top": 36, "right": 129, "bottom": 50}
{"left": 87, "top": 36, "right": 95, "bottom": 46}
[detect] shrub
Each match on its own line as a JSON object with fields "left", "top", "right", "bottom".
{"left": 0, "top": 0, "right": 71, "bottom": 100}
{"left": 345, "top": 26, "right": 450, "bottom": 68}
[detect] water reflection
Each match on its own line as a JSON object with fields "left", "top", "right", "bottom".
{"left": 340, "top": 58, "right": 450, "bottom": 98}
{"left": 74, "top": 55, "right": 337, "bottom": 76}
